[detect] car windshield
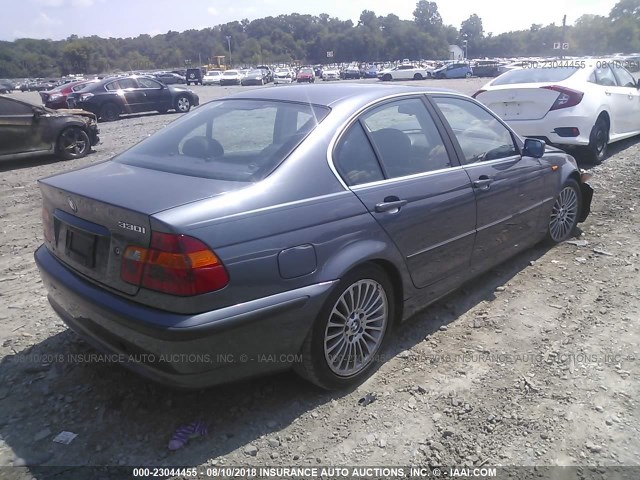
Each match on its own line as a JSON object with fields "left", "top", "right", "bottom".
{"left": 492, "top": 67, "right": 580, "bottom": 85}
{"left": 248, "top": 70, "right": 262, "bottom": 75}
{"left": 300, "top": 69, "right": 313, "bottom": 74}
{"left": 223, "top": 71, "right": 238, "bottom": 76}
{"left": 115, "top": 99, "right": 330, "bottom": 182}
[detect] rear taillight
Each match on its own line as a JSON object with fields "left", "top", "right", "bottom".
{"left": 471, "top": 89, "right": 486, "bottom": 99}
{"left": 542, "top": 85, "right": 584, "bottom": 111}
{"left": 121, "top": 232, "right": 229, "bottom": 296}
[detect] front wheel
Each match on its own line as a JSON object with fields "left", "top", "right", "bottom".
{"left": 413, "top": 73, "right": 423, "bottom": 80}
{"left": 56, "top": 127, "right": 90, "bottom": 160}
{"left": 465, "top": 72, "right": 472, "bottom": 78}
{"left": 295, "top": 264, "right": 394, "bottom": 390}
{"left": 382, "top": 74, "right": 392, "bottom": 81}
{"left": 545, "top": 179, "right": 582, "bottom": 243}
{"left": 174, "top": 95, "right": 191, "bottom": 113}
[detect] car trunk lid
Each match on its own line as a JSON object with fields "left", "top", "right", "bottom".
{"left": 476, "top": 83, "right": 562, "bottom": 120}
{"left": 39, "top": 161, "right": 247, "bottom": 295}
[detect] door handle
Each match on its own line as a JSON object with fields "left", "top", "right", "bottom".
{"left": 375, "top": 198, "right": 407, "bottom": 213}
{"left": 472, "top": 175, "right": 493, "bottom": 190}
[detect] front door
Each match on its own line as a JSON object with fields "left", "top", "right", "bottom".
{"left": 0, "top": 97, "right": 46, "bottom": 155}
{"left": 430, "top": 95, "right": 548, "bottom": 263}
{"left": 332, "top": 97, "right": 477, "bottom": 288}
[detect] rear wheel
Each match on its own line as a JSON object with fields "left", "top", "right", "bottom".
{"left": 413, "top": 73, "right": 423, "bottom": 80}
{"left": 583, "top": 117, "right": 609, "bottom": 164}
{"left": 175, "top": 95, "right": 191, "bottom": 113}
{"left": 382, "top": 73, "right": 392, "bottom": 81}
{"left": 465, "top": 72, "right": 472, "bottom": 78}
{"left": 545, "top": 179, "right": 581, "bottom": 243}
{"left": 56, "top": 127, "right": 90, "bottom": 160}
{"left": 295, "top": 264, "right": 393, "bottom": 390}
{"left": 99, "top": 102, "right": 120, "bottom": 122}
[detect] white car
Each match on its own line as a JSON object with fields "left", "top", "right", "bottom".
{"left": 273, "top": 68, "right": 294, "bottom": 84}
{"left": 322, "top": 68, "right": 340, "bottom": 81}
{"left": 473, "top": 59, "right": 640, "bottom": 163}
{"left": 219, "top": 70, "right": 242, "bottom": 86}
{"left": 377, "top": 64, "right": 432, "bottom": 81}
{"left": 202, "top": 71, "right": 222, "bottom": 86}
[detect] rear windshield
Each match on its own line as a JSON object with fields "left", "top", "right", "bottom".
{"left": 492, "top": 67, "right": 580, "bottom": 85}
{"left": 115, "top": 99, "right": 330, "bottom": 182}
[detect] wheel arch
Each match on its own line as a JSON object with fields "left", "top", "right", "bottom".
{"left": 318, "top": 239, "right": 409, "bottom": 325}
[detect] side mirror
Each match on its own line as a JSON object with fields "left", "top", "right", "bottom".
{"left": 522, "top": 138, "right": 545, "bottom": 158}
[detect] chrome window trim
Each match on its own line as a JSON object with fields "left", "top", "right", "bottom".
{"left": 326, "top": 91, "right": 469, "bottom": 190}
{"left": 351, "top": 165, "right": 465, "bottom": 191}
{"left": 461, "top": 154, "right": 522, "bottom": 168}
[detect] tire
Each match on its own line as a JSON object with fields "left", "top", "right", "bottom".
{"left": 99, "top": 102, "right": 120, "bottom": 122}
{"left": 56, "top": 127, "right": 90, "bottom": 160}
{"left": 465, "top": 72, "right": 472, "bottom": 78}
{"left": 413, "top": 73, "right": 423, "bottom": 80}
{"left": 382, "top": 74, "right": 392, "bottom": 81}
{"left": 583, "top": 116, "right": 609, "bottom": 164}
{"left": 294, "top": 264, "right": 394, "bottom": 390}
{"left": 545, "top": 179, "right": 582, "bottom": 244}
{"left": 174, "top": 95, "right": 191, "bottom": 113}
{"left": 157, "top": 108, "right": 168, "bottom": 114}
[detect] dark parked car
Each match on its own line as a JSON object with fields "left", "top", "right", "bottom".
{"left": 66, "top": 76, "right": 199, "bottom": 122}
{"left": 341, "top": 67, "right": 361, "bottom": 79}
{"left": 185, "top": 68, "right": 203, "bottom": 86}
{"left": 153, "top": 72, "right": 186, "bottom": 85}
{"left": 39, "top": 79, "right": 97, "bottom": 109}
{"left": 241, "top": 69, "right": 268, "bottom": 86}
{"left": 0, "top": 95, "right": 99, "bottom": 161}
{"left": 35, "top": 85, "right": 592, "bottom": 390}
{"left": 471, "top": 60, "right": 500, "bottom": 77}
{"left": 296, "top": 68, "right": 315, "bottom": 83}
{"left": 433, "top": 62, "right": 473, "bottom": 79}
{"left": 361, "top": 65, "right": 378, "bottom": 78}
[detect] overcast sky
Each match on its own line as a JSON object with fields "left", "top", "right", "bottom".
{"left": 2, "top": 0, "right": 619, "bottom": 41}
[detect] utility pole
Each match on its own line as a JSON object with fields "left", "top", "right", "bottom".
{"left": 560, "top": 15, "right": 566, "bottom": 59}
{"left": 225, "top": 36, "right": 232, "bottom": 68}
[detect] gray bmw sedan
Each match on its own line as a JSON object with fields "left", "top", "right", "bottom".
{"left": 35, "top": 84, "right": 593, "bottom": 390}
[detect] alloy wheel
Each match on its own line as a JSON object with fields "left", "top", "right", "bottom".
{"left": 549, "top": 186, "right": 579, "bottom": 241}
{"left": 323, "top": 279, "right": 388, "bottom": 377}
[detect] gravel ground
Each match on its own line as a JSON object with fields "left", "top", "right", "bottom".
{"left": 1, "top": 77, "right": 639, "bottom": 479}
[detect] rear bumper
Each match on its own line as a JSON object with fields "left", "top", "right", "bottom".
{"left": 506, "top": 115, "right": 595, "bottom": 147}
{"left": 34, "top": 245, "right": 336, "bottom": 388}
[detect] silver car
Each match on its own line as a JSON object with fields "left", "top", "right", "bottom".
{"left": 35, "top": 84, "right": 593, "bottom": 390}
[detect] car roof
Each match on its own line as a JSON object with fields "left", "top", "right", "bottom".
{"left": 222, "top": 84, "right": 459, "bottom": 108}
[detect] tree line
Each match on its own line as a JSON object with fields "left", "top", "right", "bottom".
{"left": 0, "top": 0, "right": 638, "bottom": 78}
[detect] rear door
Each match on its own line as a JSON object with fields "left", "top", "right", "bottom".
{"left": 589, "top": 65, "right": 629, "bottom": 136}
{"left": 430, "top": 95, "right": 549, "bottom": 263}
{"left": 333, "top": 96, "right": 476, "bottom": 289}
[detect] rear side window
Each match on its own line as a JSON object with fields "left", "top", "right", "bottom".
{"left": 361, "top": 98, "right": 451, "bottom": 178}
{"left": 334, "top": 123, "right": 384, "bottom": 186}
{"left": 590, "top": 66, "right": 618, "bottom": 87}
{"left": 491, "top": 67, "right": 579, "bottom": 85}
{"left": 116, "top": 99, "right": 329, "bottom": 182}
{"left": 434, "top": 97, "right": 519, "bottom": 164}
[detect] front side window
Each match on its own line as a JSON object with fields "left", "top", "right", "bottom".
{"left": 434, "top": 97, "right": 518, "bottom": 164}
{"left": 360, "top": 98, "right": 451, "bottom": 178}
{"left": 116, "top": 99, "right": 329, "bottom": 182}
{"left": 611, "top": 66, "right": 637, "bottom": 88}
{"left": 0, "top": 97, "right": 33, "bottom": 115}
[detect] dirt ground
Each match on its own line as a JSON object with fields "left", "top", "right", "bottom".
{"left": 0, "top": 78, "right": 639, "bottom": 479}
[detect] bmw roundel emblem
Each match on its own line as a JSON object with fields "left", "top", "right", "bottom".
{"left": 67, "top": 197, "right": 78, "bottom": 213}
